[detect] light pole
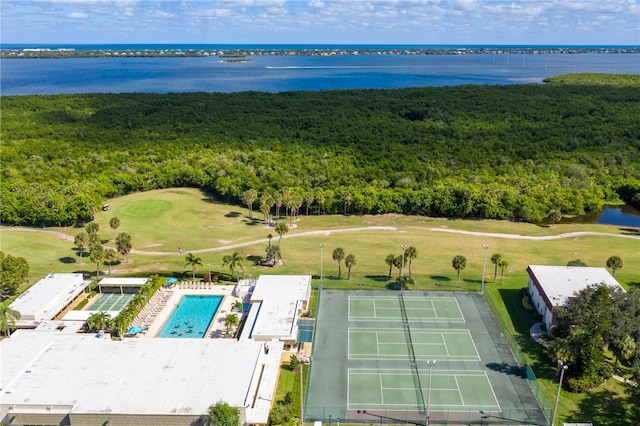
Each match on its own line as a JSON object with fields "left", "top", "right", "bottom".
{"left": 550, "top": 360, "right": 568, "bottom": 426}
{"left": 425, "top": 359, "right": 436, "bottom": 426}
{"left": 481, "top": 244, "right": 489, "bottom": 295}
{"left": 320, "top": 243, "right": 325, "bottom": 286}
{"left": 400, "top": 245, "right": 407, "bottom": 278}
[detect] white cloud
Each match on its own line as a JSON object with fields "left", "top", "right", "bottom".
{"left": 67, "top": 11, "right": 88, "bottom": 18}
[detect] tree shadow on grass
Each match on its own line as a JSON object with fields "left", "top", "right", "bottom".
{"left": 571, "top": 383, "right": 638, "bottom": 426}
{"left": 365, "top": 275, "right": 391, "bottom": 282}
{"left": 430, "top": 275, "right": 451, "bottom": 282}
{"left": 244, "top": 218, "right": 262, "bottom": 226}
{"left": 620, "top": 227, "right": 640, "bottom": 236}
{"left": 59, "top": 256, "right": 76, "bottom": 264}
{"left": 225, "top": 211, "right": 242, "bottom": 218}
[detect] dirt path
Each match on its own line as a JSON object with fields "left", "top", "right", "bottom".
{"left": 3, "top": 225, "right": 638, "bottom": 256}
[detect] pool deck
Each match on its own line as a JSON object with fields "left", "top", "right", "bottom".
{"left": 136, "top": 283, "right": 245, "bottom": 339}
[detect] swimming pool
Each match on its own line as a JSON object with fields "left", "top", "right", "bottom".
{"left": 157, "top": 295, "right": 223, "bottom": 338}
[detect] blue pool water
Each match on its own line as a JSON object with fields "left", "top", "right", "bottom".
{"left": 157, "top": 295, "right": 223, "bottom": 338}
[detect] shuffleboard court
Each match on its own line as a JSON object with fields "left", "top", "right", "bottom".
{"left": 348, "top": 369, "right": 500, "bottom": 412}
{"left": 87, "top": 293, "right": 134, "bottom": 312}
{"left": 349, "top": 328, "right": 480, "bottom": 361}
{"left": 348, "top": 295, "right": 464, "bottom": 322}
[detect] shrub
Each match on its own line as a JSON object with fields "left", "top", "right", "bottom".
{"left": 289, "top": 354, "right": 300, "bottom": 371}
{"left": 268, "top": 404, "right": 292, "bottom": 425}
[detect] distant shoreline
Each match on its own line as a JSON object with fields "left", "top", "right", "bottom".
{"left": 2, "top": 45, "right": 639, "bottom": 59}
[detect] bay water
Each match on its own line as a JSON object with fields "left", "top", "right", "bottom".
{"left": 2, "top": 50, "right": 639, "bottom": 95}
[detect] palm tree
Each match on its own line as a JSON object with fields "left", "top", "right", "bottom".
{"left": 184, "top": 253, "right": 203, "bottom": 280}
{"left": 267, "top": 234, "right": 273, "bottom": 247}
{"left": 606, "top": 255, "right": 623, "bottom": 276}
{"left": 89, "top": 244, "right": 105, "bottom": 277}
{"left": 385, "top": 254, "right": 396, "bottom": 278}
{"left": 86, "top": 222, "right": 99, "bottom": 234}
{"left": 345, "top": 254, "right": 357, "bottom": 280}
{"left": 498, "top": 258, "right": 509, "bottom": 284}
{"left": 289, "top": 194, "right": 303, "bottom": 226}
{"left": 315, "top": 189, "right": 325, "bottom": 215}
{"left": 275, "top": 222, "right": 289, "bottom": 246}
{"left": 393, "top": 255, "right": 403, "bottom": 277}
{"left": 274, "top": 194, "right": 283, "bottom": 222}
{"left": 0, "top": 300, "right": 21, "bottom": 336}
{"left": 241, "top": 189, "right": 258, "bottom": 219}
{"left": 88, "top": 232, "right": 101, "bottom": 246}
{"left": 103, "top": 248, "right": 118, "bottom": 275}
{"left": 341, "top": 190, "right": 352, "bottom": 215}
{"left": 332, "top": 247, "right": 345, "bottom": 279}
{"left": 611, "top": 334, "right": 636, "bottom": 372}
{"left": 260, "top": 193, "right": 274, "bottom": 224}
{"left": 109, "top": 216, "right": 121, "bottom": 231}
{"left": 452, "top": 255, "right": 467, "bottom": 281}
{"left": 74, "top": 231, "right": 89, "bottom": 260}
{"left": 86, "top": 311, "right": 111, "bottom": 332}
{"left": 222, "top": 252, "right": 243, "bottom": 280}
{"left": 303, "top": 191, "right": 314, "bottom": 216}
{"left": 115, "top": 232, "right": 132, "bottom": 262}
{"left": 490, "top": 253, "right": 502, "bottom": 283}
{"left": 224, "top": 313, "right": 239, "bottom": 337}
{"left": 405, "top": 246, "right": 418, "bottom": 277}
{"left": 260, "top": 203, "right": 271, "bottom": 225}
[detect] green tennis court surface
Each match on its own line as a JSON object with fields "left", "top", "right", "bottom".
{"left": 349, "top": 328, "right": 480, "bottom": 361}
{"left": 305, "top": 290, "right": 547, "bottom": 425}
{"left": 348, "top": 295, "right": 464, "bottom": 322}
{"left": 348, "top": 368, "right": 500, "bottom": 412}
{"left": 87, "top": 293, "right": 133, "bottom": 311}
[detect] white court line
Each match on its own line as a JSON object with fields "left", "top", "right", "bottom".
{"left": 484, "top": 369, "right": 502, "bottom": 413}
{"left": 453, "top": 298, "right": 466, "bottom": 323}
{"left": 440, "top": 332, "right": 450, "bottom": 356}
{"left": 453, "top": 375, "right": 465, "bottom": 406}
{"left": 379, "top": 373, "right": 385, "bottom": 404}
{"left": 350, "top": 368, "right": 500, "bottom": 408}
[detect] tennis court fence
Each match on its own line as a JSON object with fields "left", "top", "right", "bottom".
{"left": 483, "top": 290, "right": 553, "bottom": 423}
{"left": 303, "top": 405, "right": 544, "bottom": 425}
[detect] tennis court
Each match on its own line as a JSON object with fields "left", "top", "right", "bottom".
{"left": 348, "top": 295, "right": 464, "bottom": 322}
{"left": 349, "top": 328, "right": 480, "bottom": 361}
{"left": 305, "top": 290, "right": 547, "bottom": 425}
{"left": 87, "top": 293, "right": 134, "bottom": 311}
{"left": 348, "top": 368, "right": 500, "bottom": 412}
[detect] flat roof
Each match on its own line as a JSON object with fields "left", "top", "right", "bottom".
{"left": 527, "top": 265, "right": 624, "bottom": 308}
{"left": 9, "top": 273, "right": 88, "bottom": 321}
{"left": 249, "top": 275, "right": 311, "bottom": 340}
{"left": 1, "top": 331, "right": 283, "bottom": 422}
{"left": 98, "top": 277, "right": 150, "bottom": 287}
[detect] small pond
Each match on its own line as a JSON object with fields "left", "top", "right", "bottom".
{"left": 559, "top": 205, "right": 640, "bottom": 228}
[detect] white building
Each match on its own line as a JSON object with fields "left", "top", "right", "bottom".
{"left": 242, "top": 275, "right": 311, "bottom": 344}
{"left": 1, "top": 273, "right": 311, "bottom": 425}
{"left": 0, "top": 331, "right": 283, "bottom": 426}
{"left": 526, "top": 265, "right": 625, "bottom": 331}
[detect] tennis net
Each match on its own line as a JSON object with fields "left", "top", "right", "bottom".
{"left": 399, "top": 293, "right": 426, "bottom": 414}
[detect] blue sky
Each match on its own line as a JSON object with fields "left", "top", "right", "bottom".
{"left": 2, "top": 0, "right": 639, "bottom": 45}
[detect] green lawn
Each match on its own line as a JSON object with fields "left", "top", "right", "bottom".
{"left": 2, "top": 187, "right": 639, "bottom": 424}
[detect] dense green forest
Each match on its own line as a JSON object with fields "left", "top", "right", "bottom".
{"left": 1, "top": 80, "right": 640, "bottom": 226}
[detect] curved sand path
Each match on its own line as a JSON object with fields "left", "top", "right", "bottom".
{"left": 3, "top": 225, "right": 638, "bottom": 256}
